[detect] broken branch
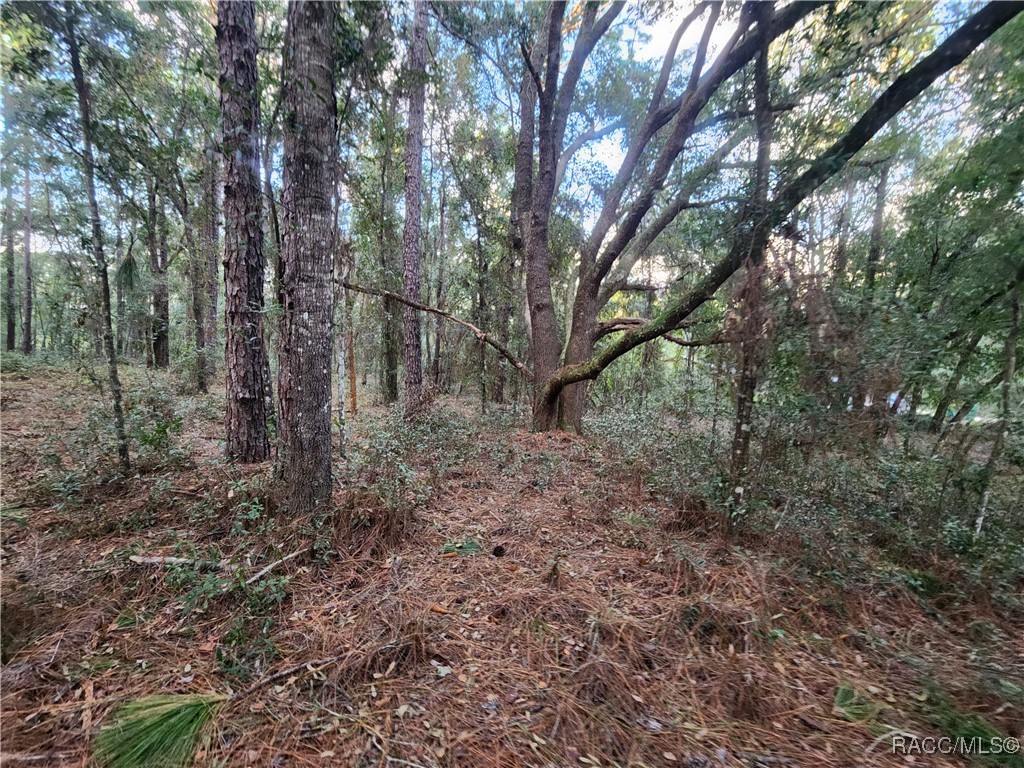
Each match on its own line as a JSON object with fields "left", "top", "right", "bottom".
{"left": 344, "top": 281, "right": 533, "bottom": 381}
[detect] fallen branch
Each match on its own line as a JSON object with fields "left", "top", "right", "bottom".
{"left": 344, "top": 281, "right": 532, "bottom": 381}
{"left": 243, "top": 548, "right": 305, "bottom": 587}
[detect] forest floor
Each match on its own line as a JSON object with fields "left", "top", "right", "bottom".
{"left": 1, "top": 362, "right": 1022, "bottom": 768}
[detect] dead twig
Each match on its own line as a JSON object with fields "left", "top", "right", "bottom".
{"left": 243, "top": 548, "right": 305, "bottom": 587}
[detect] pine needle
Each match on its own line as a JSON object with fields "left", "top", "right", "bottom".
{"left": 93, "top": 694, "right": 226, "bottom": 768}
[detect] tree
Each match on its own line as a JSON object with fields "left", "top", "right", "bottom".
{"left": 4, "top": 120, "right": 15, "bottom": 352}
{"left": 147, "top": 183, "right": 170, "bottom": 369}
{"left": 218, "top": 0, "right": 271, "bottom": 463}
{"left": 524, "top": 1, "right": 1022, "bottom": 431}
{"left": 21, "top": 163, "right": 31, "bottom": 354}
{"left": 61, "top": 0, "right": 130, "bottom": 470}
{"left": 277, "top": 0, "right": 338, "bottom": 512}
{"left": 401, "top": 0, "right": 428, "bottom": 416}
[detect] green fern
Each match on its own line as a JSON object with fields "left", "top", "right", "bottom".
{"left": 93, "top": 694, "right": 226, "bottom": 768}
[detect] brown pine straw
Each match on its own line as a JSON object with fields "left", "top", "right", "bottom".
{"left": 1, "top": 371, "right": 1021, "bottom": 767}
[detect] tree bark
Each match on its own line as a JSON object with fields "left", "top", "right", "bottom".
{"left": 379, "top": 93, "right": 400, "bottom": 405}
{"left": 4, "top": 175, "right": 14, "bottom": 352}
{"left": 187, "top": 218, "right": 208, "bottom": 392}
{"left": 21, "top": 165, "right": 32, "bottom": 355}
{"left": 150, "top": 190, "right": 170, "bottom": 369}
{"left": 114, "top": 218, "right": 125, "bottom": 354}
{"left": 204, "top": 146, "right": 220, "bottom": 380}
{"left": 277, "top": 0, "right": 337, "bottom": 513}
{"left": 401, "top": 0, "right": 427, "bottom": 417}
{"left": 729, "top": 9, "right": 773, "bottom": 513}
{"left": 218, "top": 0, "right": 271, "bottom": 463}
{"left": 525, "top": 1, "right": 576, "bottom": 429}
{"left": 63, "top": 2, "right": 130, "bottom": 471}
{"left": 3, "top": 80, "right": 15, "bottom": 353}
{"left": 342, "top": 242, "right": 358, "bottom": 418}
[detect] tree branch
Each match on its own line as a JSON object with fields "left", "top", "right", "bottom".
{"left": 539, "top": 1, "right": 1021, "bottom": 406}
{"left": 344, "top": 281, "right": 532, "bottom": 381}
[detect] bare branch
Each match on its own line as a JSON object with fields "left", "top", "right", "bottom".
{"left": 540, "top": 1, "right": 1021, "bottom": 406}
{"left": 344, "top": 281, "right": 532, "bottom": 381}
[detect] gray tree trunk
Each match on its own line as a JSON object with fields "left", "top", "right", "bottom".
{"left": 21, "top": 165, "right": 32, "bottom": 355}
{"left": 150, "top": 189, "right": 170, "bottom": 369}
{"left": 5, "top": 165, "right": 15, "bottom": 352}
{"left": 401, "top": 0, "right": 427, "bottom": 417}
{"left": 64, "top": 3, "right": 130, "bottom": 470}
{"left": 277, "top": 0, "right": 338, "bottom": 512}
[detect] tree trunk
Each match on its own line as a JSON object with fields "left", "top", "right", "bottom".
{"left": 492, "top": 248, "right": 514, "bottom": 405}
{"left": 864, "top": 162, "right": 890, "bottom": 302}
{"left": 188, "top": 222, "right": 208, "bottom": 392}
{"left": 342, "top": 244, "right": 358, "bottom": 418}
{"left": 727, "top": 12, "right": 773, "bottom": 514}
{"left": 433, "top": 181, "right": 448, "bottom": 391}
{"left": 4, "top": 164, "right": 15, "bottom": 352}
{"left": 930, "top": 330, "right": 983, "bottom": 433}
{"left": 525, "top": 3, "right": 569, "bottom": 430}
{"left": 277, "top": 0, "right": 337, "bottom": 512}
{"left": 474, "top": 225, "right": 487, "bottom": 412}
{"left": 832, "top": 170, "right": 855, "bottom": 283}
{"left": 401, "top": 0, "right": 427, "bottom": 417}
{"left": 115, "top": 219, "right": 125, "bottom": 354}
{"left": 976, "top": 284, "right": 1020, "bottom": 529}
{"left": 21, "top": 166, "right": 32, "bottom": 355}
{"left": 729, "top": 268, "right": 765, "bottom": 509}
{"left": 148, "top": 183, "right": 170, "bottom": 369}
{"left": 204, "top": 146, "right": 220, "bottom": 380}
{"left": 378, "top": 94, "right": 400, "bottom": 404}
{"left": 218, "top": 0, "right": 271, "bottom": 463}
{"left": 64, "top": 3, "right": 130, "bottom": 471}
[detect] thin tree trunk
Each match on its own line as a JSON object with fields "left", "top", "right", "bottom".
{"left": 930, "top": 330, "right": 983, "bottom": 433}
{"left": 188, "top": 221, "right": 208, "bottom": 392}
{"left": 218, "top": 0, "right": 271, "bottom": 463}
{"left": 864, "top": 161, "right": 889, "bottom": 302}
{"left": 4, "top": 164, "right": 15, "bottom": 352}
{"left": 204, "top": 147, "right": 220, "bottom": 380}
{"left": 975, "top": 284, "right": 1020, "bottom": 531}
{"left": 277, "top": 0, "right": 337, "bottom": 512}
{"left": 379, "top": 93, "right": 400, "bottom": 404}
{"left": 115, "top": 218, "right": 125, "bottom": 354}
{"left": 729, "top": 14, "right": 773, "bottom": 514}
{"left": 263, "top": 138, "right": 283, "bottom": 308}
{"left": 343, "top": 244, "right": 358, "bottom": 417}
{"left": 64, "top": 3, "right": 130, "bottom": 471}
{"left": 146, "top": 182, "right": 169, "bottom": 368}
{"left": 832, "top": 170, "right": 855, "bottom": 283}
{"left": 475, "top": 225, "right": 487, "bottom": 412}
{"left": 401, "top": 0, "right": 427, "bottom": 417}
{"left": 432, "top": 187, "right": 447, "bottom": 390}
{"left": 21, "top": 165, "right": 32, "bottom": 355}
